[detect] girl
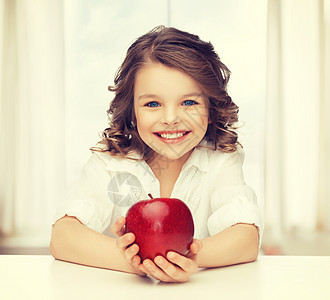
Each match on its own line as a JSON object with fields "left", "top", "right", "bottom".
{"left": 50, "top": 25, "right": 263, "bottom": 283}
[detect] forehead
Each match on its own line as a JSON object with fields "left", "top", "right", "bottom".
{"left": 134, "top": 62, "right": 203, "bottom": 97}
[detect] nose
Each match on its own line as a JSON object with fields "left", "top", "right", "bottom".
{"left": 161, "top": 107, "right": 180, "bottom": 126}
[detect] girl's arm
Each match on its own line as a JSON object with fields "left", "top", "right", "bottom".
{"left": 49, "top": 215, "right": 144, "bottom": 275}
{"left": 196, "top": 223, "right": 259, "bottom": 268}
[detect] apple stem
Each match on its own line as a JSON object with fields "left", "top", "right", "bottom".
{"left": 148, "top": 193, "right": 154, "bottom": 199}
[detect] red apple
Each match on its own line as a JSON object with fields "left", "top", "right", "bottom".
{"left": 125, "top": 197, "right": 194, "bottom": 261}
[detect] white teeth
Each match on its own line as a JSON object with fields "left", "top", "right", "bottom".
{"left": 160, "top": 132, "right": 185, "bottom": 139}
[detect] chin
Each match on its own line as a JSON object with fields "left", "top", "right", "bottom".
{"left": 142, "top": 132, "right": 203, "bottom": 162}
{"left": 151, "top": 145, "right": 194, "bottom": 162}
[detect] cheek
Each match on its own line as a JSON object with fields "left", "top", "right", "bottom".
{"left": 193, "top": 108, "right": 209, "bottom": 131}
{"left": 134, "top": 108, "right": 144, "bottom": 127}
{"left": 135, "top": 112, "right": 155, "bottom": 137}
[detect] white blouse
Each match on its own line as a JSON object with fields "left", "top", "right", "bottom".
{"left": 53, "top": 142, "right": 264, "bottom": 247}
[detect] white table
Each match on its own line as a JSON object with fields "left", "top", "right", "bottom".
{"left": 0, "top": 255, "right": 329, "bottom": 300}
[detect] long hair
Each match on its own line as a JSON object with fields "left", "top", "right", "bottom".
{"left": 94, "top": 25, "right": 240, "bottom": 160}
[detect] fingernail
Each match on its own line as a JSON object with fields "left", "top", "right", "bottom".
{"left": 155, "top": 256, "right": 163, "bottom": 264}
{"left": 168, "top": 252, "right": 176, "bottom": 259}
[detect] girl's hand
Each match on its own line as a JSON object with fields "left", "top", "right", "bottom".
{"left": 139, "top": 239, "right": 202, "bottom": 283}
{"left": 110, "top": 216, "right": 148, "bottom": 276}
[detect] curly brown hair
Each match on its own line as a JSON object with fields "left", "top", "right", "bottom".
{"left": 94, "top": 25, "right": 240, "bottom": 160}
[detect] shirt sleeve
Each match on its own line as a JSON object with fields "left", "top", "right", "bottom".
{"left": 52, "top": 152, "right": 114, "bottom": 233}
{"left": 207, "top": 148, "right": 264, "bottom": 248}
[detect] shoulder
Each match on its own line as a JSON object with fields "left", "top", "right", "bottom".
{"left": 197, "top": 142, "right": 246, "bottom": 189}
{"left": 194, "top": 140, "right": 245, "bottom": 169}
{"left": 89, "top": 142, "right": 143, "bottom": 173}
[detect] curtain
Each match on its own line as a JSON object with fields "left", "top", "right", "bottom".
{"left": 0, "top": 0, "right": 66, "bottom": 237}
{"left": 318, "top": 0, "right": 330, "bottom": 233}
{"left": 264, "top": 0, "right": 330, "bottom": 248}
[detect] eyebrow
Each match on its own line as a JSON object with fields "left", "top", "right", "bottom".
{"left": 137, "top": 92, "right": 204, "bottom": 101}
{"left": 137, "top": 94, "right": 158, "bottom": 100}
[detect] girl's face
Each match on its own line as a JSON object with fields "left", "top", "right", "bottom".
{"left": 134, "top": 62, "right": 209, "bottom": 161}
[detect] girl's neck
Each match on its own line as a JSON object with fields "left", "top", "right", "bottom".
{"left": 147, "top": 150, "right": 192, "bottom": 179}
{"left": 147, "top": 150, "right": 193, "bottom": 197}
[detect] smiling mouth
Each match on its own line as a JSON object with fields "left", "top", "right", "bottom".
{"left": 153, "top": 131, "right": 191, "bottom": 140}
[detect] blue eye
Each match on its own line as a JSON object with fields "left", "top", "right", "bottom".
{"left": 182, "top": 100, "right": 197, "bottom": 106}
{"left": 145, "top": 101, "right": 160, "bottom": 107}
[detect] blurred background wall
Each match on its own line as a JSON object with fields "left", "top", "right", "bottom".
{"left": 0, "top": 0, "right": 329, "bottom": 255}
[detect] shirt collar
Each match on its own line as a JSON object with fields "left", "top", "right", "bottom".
{"left": 182, "top": 140, "right": 210, "bottom": 173}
